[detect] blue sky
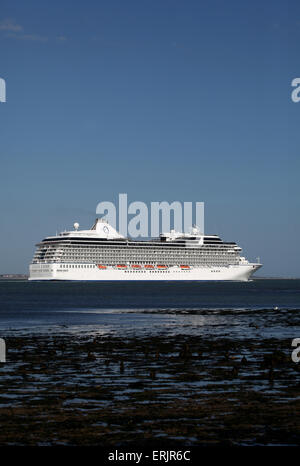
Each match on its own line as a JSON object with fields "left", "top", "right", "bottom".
{"left": 0, "top": 0, "right": 299, "bottom": 276}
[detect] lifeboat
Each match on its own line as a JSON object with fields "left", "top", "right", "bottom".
{"left": 131, "top": 264, "right": 141, "bottom": 269}
{"left": 97, "top": 265, "right": 106, "bottom": 269}
{"left": 117, "top": 264, "right": 127, "bottom": 268}
{"left": 144, "top": 264, "right": 154, "bottom": 269}
{"left": 180, "top": 265, "right": 190, "bottom": 269}
{"left": 157, "top": 265, "right": 167, "bottom": 269}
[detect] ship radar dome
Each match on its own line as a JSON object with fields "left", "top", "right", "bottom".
{"left": 74, "top": 222, "right": 79, "bottom": 230}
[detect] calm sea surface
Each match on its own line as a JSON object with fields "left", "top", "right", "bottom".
{"left": 0, "top": 279, "right": 299, "bottom": 339}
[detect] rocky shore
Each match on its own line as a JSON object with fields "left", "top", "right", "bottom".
{"left": 0, "top": 332, "right": 299, "bottom": 446}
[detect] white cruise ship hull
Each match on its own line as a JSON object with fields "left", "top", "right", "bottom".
{"left": 29, "top": 263, "right": 261, "bottom": 282}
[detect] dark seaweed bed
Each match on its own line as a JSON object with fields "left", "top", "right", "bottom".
{"left": 0, "top": 279, "right": 299, "bottom": 446}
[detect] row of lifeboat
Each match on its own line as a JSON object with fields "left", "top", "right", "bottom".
{"left": 97, "top": 264, "right": 190, "bottom": 270}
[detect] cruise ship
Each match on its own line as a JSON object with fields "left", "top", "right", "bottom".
{"left": 29, "top": 218, "right": 262, "bottom": 281}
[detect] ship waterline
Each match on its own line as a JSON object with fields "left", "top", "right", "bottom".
{"left": 29, "top": 218, "right": 262, "bottom": 281}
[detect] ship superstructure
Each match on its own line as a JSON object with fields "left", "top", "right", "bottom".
{"left": 29, "top": 218, "right": 262, "bottom": 281}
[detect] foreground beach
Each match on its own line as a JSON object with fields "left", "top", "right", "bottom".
{"left": 1, "top": 280, "right": 300, "bottom": 446}
{"left": 1, "top": 331, "right": 299, "bottom": 446}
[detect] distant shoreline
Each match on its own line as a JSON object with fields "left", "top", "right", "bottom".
{"left": 0, "top": 275, "right": 28, "bottom": 280}
{"left": 0, "top": 275, "right": 299, "bottom": 281}
{"left": 254, "top": 276, "right": 300, "bottom": 280}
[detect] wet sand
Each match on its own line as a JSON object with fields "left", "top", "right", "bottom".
{"left": 0, "top": 332, "right": 299, "bottom": 446}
